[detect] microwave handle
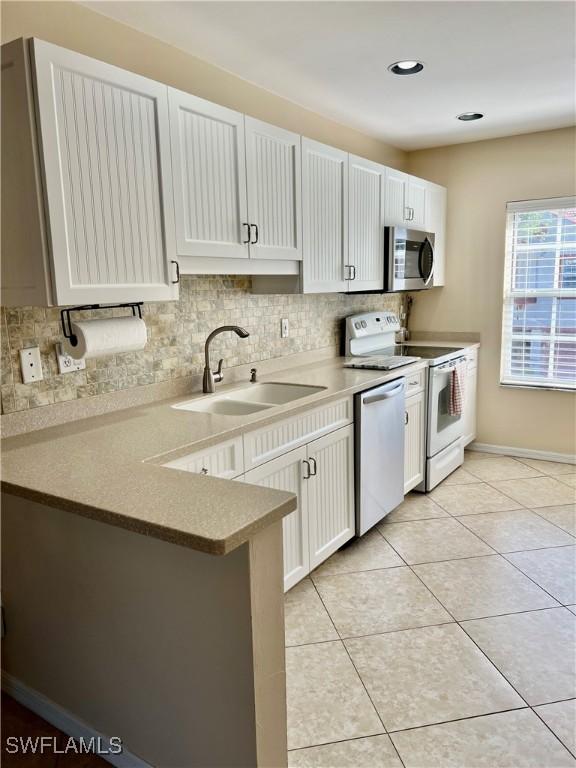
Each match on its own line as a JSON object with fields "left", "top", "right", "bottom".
{"left": 418, "top": 238, "right": 435, "bottom": 286}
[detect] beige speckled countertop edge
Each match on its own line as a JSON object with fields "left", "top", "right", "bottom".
{"left": 1, "top": 341, "right": 479, "bottom": 556}
{"left": 0, "top": 479, "right": 297, "bottom": 555}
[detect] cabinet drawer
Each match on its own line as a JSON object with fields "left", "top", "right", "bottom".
{"left": 406, "top": 369, "right": 426, "bottom": 395}
{"left": 163, "top": 437, "right": 244, "bottom": 479}
{"left": 243, "top": 397, "right": 353, "bottom": 470}
{"left": 466, "top": 348, "right": 478, "bottom": 371}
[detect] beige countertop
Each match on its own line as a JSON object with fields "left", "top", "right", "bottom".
{"left": 1, "top": 343, "right": 478, "bottom": 555}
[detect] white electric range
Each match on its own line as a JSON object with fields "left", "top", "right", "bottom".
{"left": 344, "top": 311, "right": 467, "bottom": 491}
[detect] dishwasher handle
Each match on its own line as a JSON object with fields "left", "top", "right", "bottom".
{"left": 362, "top": 381, "right": 405, "bottom": 405}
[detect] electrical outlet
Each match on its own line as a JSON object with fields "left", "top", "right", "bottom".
{"left": 19, "top": 346, "right": 43, "bottom": 383}
{"left": 281, "top": 318, "right": 289, "bottom": 338}
{"left": 56, "top": 343, "right": 86, "bottom": 374}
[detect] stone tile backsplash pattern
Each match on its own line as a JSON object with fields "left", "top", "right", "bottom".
{"left": 0, "top": 276, "right": 400, "bottom": 414}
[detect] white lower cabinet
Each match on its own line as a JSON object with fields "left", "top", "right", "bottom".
{"left": 162, "top": 437, "right": 244, "bottom": 480}
{"left": 307, "top": 426, "right": 355, "bottom": 570}
{"left": 244, "top": 424, "right": 355, "bottom": 591}
{"left": 404, "top": 390, "right": 425, "bottom": 494}
{"left": 244, "top": 446, "right": 309, "bottom": 590}
{"left": 463, "top": 358, "right": 478, "bottom": 446}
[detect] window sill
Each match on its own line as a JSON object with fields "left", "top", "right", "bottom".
{"left": 499, "top": 382, "right": 575, "bottom": 393}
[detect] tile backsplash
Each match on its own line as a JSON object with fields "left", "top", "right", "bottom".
{"left": 0, "top": 276, "right": 401, "bottom": 414}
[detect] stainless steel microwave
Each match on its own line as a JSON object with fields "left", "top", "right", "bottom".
{"left": 384, "top": 227, "right": 435, "bottom": 291}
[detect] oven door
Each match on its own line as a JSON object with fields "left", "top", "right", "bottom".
{"left": 427, "top": 358, "right": 466, "bottom": 457}
{"left": 386, "top": 228, "right": 435, "bottom": 291}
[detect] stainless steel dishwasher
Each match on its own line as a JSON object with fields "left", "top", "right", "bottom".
{"left": 355, "top": 377, "right": 406, "bottom": 535}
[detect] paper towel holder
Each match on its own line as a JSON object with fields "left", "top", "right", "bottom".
{"left": 60, "top": 303, "right": 143, "bottom": 349}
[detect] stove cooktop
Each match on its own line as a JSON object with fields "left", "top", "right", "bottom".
{"left": 344, "top": 354, "right": 422, "bottom": 371}
{"left": 344, "top": 344, "right": 466, "bottom": 370}
{"left": 400, "top": 346, "right": 464, "bottom": 359}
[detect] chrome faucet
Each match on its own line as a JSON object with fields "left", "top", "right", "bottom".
{"left": 203, "top": 325, "right": 250, "bottom": 393}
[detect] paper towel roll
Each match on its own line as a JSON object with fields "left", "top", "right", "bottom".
{"left": 63, "top": 316, "right": 148, "bottom": 359}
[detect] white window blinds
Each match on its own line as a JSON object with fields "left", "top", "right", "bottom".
{"left": 500, "top": 196, "right": 576, "bottom": 390}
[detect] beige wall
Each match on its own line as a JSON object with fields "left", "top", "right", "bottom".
{"left": 407, "top": 127, "right": 576, "bottom": 456}
{"left": 0, "top": 1, "right": 406, "bottom": 168}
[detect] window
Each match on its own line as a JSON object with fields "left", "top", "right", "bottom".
{"left": 500, "top": 196, "right": 576, "bottom": 390}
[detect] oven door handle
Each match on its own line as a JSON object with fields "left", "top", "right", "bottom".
{"left": 434, "top": 356, "right": 466, "bottom": 373}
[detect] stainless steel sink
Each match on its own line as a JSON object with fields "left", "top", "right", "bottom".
{"left": 173, "top": 382, "right": 326, "bottom": 415}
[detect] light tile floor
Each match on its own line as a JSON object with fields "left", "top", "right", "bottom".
{"left": 286, "top": 452, "right": 576, "bottom": 767}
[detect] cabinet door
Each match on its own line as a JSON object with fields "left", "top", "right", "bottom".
{"left": 384, "top": 169, "right": 408, "bottom": 226}
{"left": 32, "top": 39, "right": 178, "bottom": 304}
{"left": 348, "top": 155, "right": 385, "bottom": 292}
{"left": 463, "top": 367, "right": 478, "bottom": 446}
{"left": 301, "top": 139, "right": 348, "bottom": 293}
{"left": 244, "top": 447, "right": 309, "bottom": 591}
{"left": 426, "top": 183, "right": 447, "bottom": 287}
{"left": 307, "top": 425, "right": 355, "bottom": 570}
{"left": 168, "top": 89, "right": 249, "bottom": 259}
{"left": 404, "top": 391, "right": 425, "bottom": 493}
{"left": 407, "top": 177, "right": 427, "bottom": 229}
{"left": 245, "top": 118, "right": 302, "bottom": 261}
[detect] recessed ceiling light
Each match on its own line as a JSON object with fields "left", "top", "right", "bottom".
{"left": 457, "top": 112, "right": 484, "bottom": 121}
{"left": 388, "top": 60, "right": 424, "bottom": 76}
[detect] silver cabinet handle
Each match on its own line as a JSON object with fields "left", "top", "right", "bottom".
{"left": 350, "top": 265, "right": 357, "bottom": 280}
{"left": 242, "top": 222, "right": 251, "bottom": 244}
{"left": 405, "top": 411, "right": 409, "bottom": 425}
{"left": 171, "top": 260, "right": 180, "bottom": 284}
{"left": 309, "top": 457, "right": 317, "bottom": 476}
{"left": 250, "top": 223, "right": 259, "bottom": 244}
{"left": 302, "top": 459, "right": 311, "bottom": 479}
{"left": 404, "top": 206, "right": 411, "bottom": 221}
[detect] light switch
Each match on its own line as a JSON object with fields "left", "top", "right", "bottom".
{"left": 19, "top": 346, "right": 43, "bottom": 383}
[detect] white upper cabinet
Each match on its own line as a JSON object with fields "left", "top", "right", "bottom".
{"left": 31, "top": 39, "right": 178, "bottom": 305}
{"left": 385, "top": 169, "right": 427, "bottom": 229}
{"left": 425, "top": 182, "right": 448, "bottom": 287}
{"left": 406, "top": 177, "right": 427, "bottom": 229}
{"left": 385, "top": 169, "right": 409, "bottom": 226}
{"left": 301, "top": 139, "right": 348, "bottom": 293}
{"left": 168, "top": 89, "right": 249, "bottom": 260}
{"left": 347, "top": 154, "right": 385, "bottom": 292}
{"left": 245, "top": 118, "right": 302, "bottom": 261}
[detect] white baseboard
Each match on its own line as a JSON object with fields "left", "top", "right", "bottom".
{"left": 1, "top": 672, "right": 151, "bottom": 768}
{"left": 469, "top": 442, "right": 576, "bottom": 464}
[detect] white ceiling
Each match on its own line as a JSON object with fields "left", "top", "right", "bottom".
{"left": 84, "top": 1, "right": 576, "bottom": 150}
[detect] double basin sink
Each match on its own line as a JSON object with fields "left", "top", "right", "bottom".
{"left": 173, "top": 382, "right": 327, "bottom": 416}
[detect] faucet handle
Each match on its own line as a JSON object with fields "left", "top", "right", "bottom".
{"left": 250, "top": 368, "right": 257, "bottom": 383}
{"left": 214, "top": 358, "right": 224, "bottom": 383}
